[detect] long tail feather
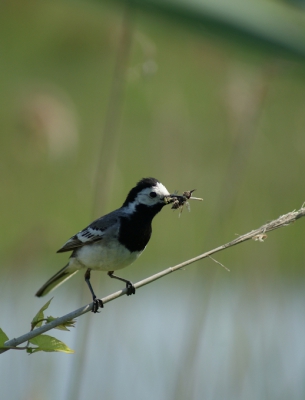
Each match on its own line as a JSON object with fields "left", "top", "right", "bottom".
{"left": 35, "top": 264, "right": 79, "bottom": 297}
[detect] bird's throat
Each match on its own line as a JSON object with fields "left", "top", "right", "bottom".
{"left": 118, "top": 203, "right": 163, "bottom": 252}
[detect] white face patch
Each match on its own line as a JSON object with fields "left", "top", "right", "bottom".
{"left": 124, "top": 181, "right": 170, "bottom": 212}
{"left": 154, "top": 182, "right": 170, "bottom": 197}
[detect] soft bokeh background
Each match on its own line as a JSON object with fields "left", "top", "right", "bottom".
{"left": 1, "top": 0, "right": 305, "bottom": 399}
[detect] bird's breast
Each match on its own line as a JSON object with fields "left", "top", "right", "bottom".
{"left": 73, "top": 239, "right": 142, "bottom": 271}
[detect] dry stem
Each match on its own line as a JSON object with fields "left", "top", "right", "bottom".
{"left": 1, "top": 205, "right": 304, "bottom": 354}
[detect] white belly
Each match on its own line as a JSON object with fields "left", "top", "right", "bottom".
{"left": 71, "top": 240, "right": 143, "bottom": 271}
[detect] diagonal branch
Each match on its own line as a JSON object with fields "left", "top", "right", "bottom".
{"left": 1, "top": 205, "right": 304, "bottom": 354}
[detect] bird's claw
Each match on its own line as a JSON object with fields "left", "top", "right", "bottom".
{"left": 126, "top": 281, "right": 136, "bottom": 296}
{"left": 92, "top": 297, "right": 104, "bottom": 313}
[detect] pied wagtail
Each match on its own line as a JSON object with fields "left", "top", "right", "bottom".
{"left": 36, "top": 177, "right": 176, "bottom": 312}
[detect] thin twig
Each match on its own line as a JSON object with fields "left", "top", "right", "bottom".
{"left": 1, "top": 205, "right": 304, "bottom": 354}
{"left": 209, "top": 256, "right": 230, "bottom": 272}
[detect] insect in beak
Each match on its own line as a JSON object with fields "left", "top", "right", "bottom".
{"left": 163, "top": 195, "right": 175, "bottom": 204}
{"left": 169, "top": 190, "right": 203, "bottom": 216}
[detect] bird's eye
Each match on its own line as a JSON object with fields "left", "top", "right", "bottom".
{"left": 149, "top": 191, "right": 157, "bottom": 198}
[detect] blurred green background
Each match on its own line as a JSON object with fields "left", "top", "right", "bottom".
{"left": 1, "top": 0, "right": 305, "bottom": 399}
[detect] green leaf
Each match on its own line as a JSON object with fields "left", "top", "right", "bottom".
{"left": 26, "top": 347, "right": 34, "bottom": 354}
{"left": 31, "top": 298, "right": 53, "bottom": 329}
{"left": 28, "top": 334, "right": 74, "bottom": 354}
{"left": 0, "top": 328, "right": 9, "bottom": 347}
{"left": 45, "top": 316, "right": 76, "bottom": 331}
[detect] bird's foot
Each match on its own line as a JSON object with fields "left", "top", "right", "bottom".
{"left": 92, "top": 297, "right": 104, "bottom": 313}
{"left": 126, "top": 281, "right": 136, "bottom": 296}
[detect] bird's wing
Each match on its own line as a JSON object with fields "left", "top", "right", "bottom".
{"left": 57, "top": 213, "right": 120, "bottom": 253}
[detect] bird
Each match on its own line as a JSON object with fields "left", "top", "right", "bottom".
{"left": 35, "top": 177, "right": 174, "bottom": 312}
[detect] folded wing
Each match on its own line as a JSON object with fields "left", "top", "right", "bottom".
{"left": 57, "top": 213, "right": 120, "bottom": 253}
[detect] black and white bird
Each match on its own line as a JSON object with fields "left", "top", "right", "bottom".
{"left": 36, "top": 177, "right": 175, "bottom": 312}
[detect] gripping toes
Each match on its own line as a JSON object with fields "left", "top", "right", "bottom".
{"left": 92, "top": 298, "right": 104, "bottom": 313}
{"left": 126, "top": 281, "right": 136, "bottom": 296}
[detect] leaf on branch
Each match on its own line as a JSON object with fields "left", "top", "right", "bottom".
{"left": 45, "top": 316, "right": 76, "bottom": 331}
{"left": 31, "top": 298, "right": 53, "bottom": 330}
{"left": 27, "top": 334, "right": 74, "bottom": 354}
{"left": 0, "top": 328, "right": 9, "bottom": 347}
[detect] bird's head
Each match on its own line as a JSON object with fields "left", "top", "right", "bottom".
{"left": 122, "top": 177, "right": 173, "bottom": 213}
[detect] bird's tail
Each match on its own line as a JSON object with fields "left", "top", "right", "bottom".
{"left": 35, "top": 264, "right": 79, "bottom": 297}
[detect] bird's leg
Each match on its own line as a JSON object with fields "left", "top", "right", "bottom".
{"left": 108, "top": 271, "right": 136, "bottom": 296}
{"left": 84, "top": 268, "right": 103, "bottom": 313}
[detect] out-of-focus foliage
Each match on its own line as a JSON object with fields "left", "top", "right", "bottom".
{"left": 110, "top": 0, "right": 305, "bottom": 59}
